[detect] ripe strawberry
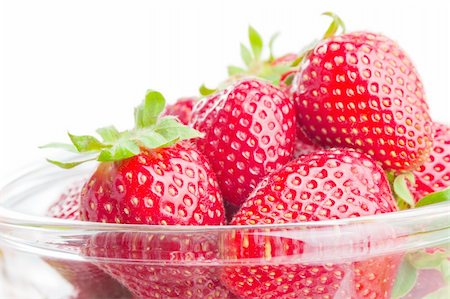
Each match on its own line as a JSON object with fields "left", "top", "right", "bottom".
{"left": 411, "top": 122, "right": 450, "bottom": 202}
{"left": 80, "top": 142, "right": 225, "bottom": 226}
{"left": 190, "top": 78, "right": 296, "bottom": 208}
{"left": 85, "top": 232, "right": 233, "bottom": 299}
{"left": 221, "top": 148, "right": 399, "bottom": 299}
{"left": 291, "top": 32, "right": 433, "bottom": 171}
{"left": 46, "top": 182, "right": 130, "bottom": 299}
{"left": 44, "top": 90, "right": 230, "bottom": 299}
{"left": 162, "top": 97, "right": 197, "bottom": 125}
{"left": 47, "top": 182, "right": 83, "bottom": 220}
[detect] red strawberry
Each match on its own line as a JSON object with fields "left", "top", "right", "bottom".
{"left": 80, "top": 142, "right": 225, "bottom": 226}
{"left": 46, "top": 182, "right": 130, "bottom": 299}
{"left": 44, "top": 90, "right": 230, "bottom": 299}
{"left": 411, "top": 122, "right": 450, "bottom": 202}
{"left": 47, "top": 182, "right": 83, "bottom": 220}
{"left": 85, "top": 232, "right": 233, "bottom": 299}
{"left": 162, "top": 97, "right": 197, "bottom": 125}
{"left": 190, "top": 78, "right": 296, "bottom": 208}
{"left": 291, "top": 32, "right": 433, "bottom": 171}
{"left": 221, "top": 148, "right": 400, "bottom": 299}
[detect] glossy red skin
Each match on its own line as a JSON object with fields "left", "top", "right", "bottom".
{"left": 162, "top": 97, "right": 197, "bottom": 125}
{"left": 190, "top": 79, "right": 296, "bottom": 208}
{"left": 412, "top": 122, "right": 450, "bottom": 202}
{"left": 291, "top": 32, "right": 433, "bottom": 172}
{"left": 80, "top": 142, "right": 225, "bottom": 226}
{"left": 85, "top": 232, "right": 234, "bottom": 299}
{"left": 221, "top": 148, "right": 399, "bottom": 299}
{"left": 46, "top": 183, "right": 130, "bottom": 299}
{"left": 80, "top": 142, "right": 229, "bottom": 299}
{"left": 47, "top": 182, "right": 83, "bottom": 220}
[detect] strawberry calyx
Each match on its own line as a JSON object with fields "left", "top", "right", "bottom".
{"left": 282, "top": 12, "right": 346, "bottom": 86}
{"left": 392, "top": 173, "right": 416, "bottom": 209}
{"left": 199, "top": 26, "right": 290, "bottom": 96}
{"left": 388, "top": 170, "right": 450, "bottom": 210}
{"left": 198, "top": 12, "right": 347, "bottom": 97}
{"left": 41, "top": 90, "right": 204, "bottom": 168}
{"left": 223, "top": 26, "right": 292, "bottom": 87}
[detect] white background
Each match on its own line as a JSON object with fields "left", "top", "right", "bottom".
{"left": 0, "top": 0, "right": 449, "bottom": 185}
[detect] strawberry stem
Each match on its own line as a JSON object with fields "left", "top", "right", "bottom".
{"left": 322, "top": 12, "right": 346, "bottom": 39}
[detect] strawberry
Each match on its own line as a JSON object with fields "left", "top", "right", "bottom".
{"left": 46, "top": 182, "right": 130, "bottom": 299}
{"left": 221, "top": 148, "right": 399, "bottom": 299}
{"left": 291, "top": 32, "right": 433, "bottom": 172}
{"left": 190, "top": 78, "right": 296, "bottom": 208}
{"left": 162, "top": 97, "right": 197, "bottom": 125}
{"left": 80, "top": 142, "right": 224, "bottom": 226}
{"left": 47, "top": 182, "right": 83, "bottom": 220}
{"left": 411, "top": 122, "right": 450, "bottom": 202}
{"left": 85, "top": 232, "right": 233, "bottom": 299}
{"left": 43, "top": 90, "right": 230, "bottom": 299}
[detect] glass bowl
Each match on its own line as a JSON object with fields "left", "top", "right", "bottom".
{"left": 0, "top": 163, "right": 449, "bottom": 299}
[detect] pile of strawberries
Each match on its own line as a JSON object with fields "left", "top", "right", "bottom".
{"left": 43, "top": 13, "right": 449, "bottom": 299}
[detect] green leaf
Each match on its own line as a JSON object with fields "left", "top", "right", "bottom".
{"left": 248, "top": 26, "right": 263, "bottom": 60}
{"left": 392, "top": 258, "right": 418, "bottom": 299}
{"left": 240, "top": 43, "right": 253, "bottom": 66}
{"left": 68, "top": 133, "right": 107, "bottom": 152}
{"left": 98, "top": 140, "right": 141, "bottom": 162}
{"left": 322, "top": 12, "right": 346, "bottom": 39}
{"left": 290, "top": 54, "right": 304, "bottom": 67}
{"left": 416, "top": 187, "right": 450, "bottom": 207}
{"left": 268, "top": 32, "right": 280, "bottom": 62}
{"left": 228, "top": 65, "right": 246, "bottom": 76}
{"left": 393, "top": 173, "right": 416, "bottom": 208}
{"left": 47, "top": 157, "right": 97, "bottom": 169}
{"left": 39, "top": 143, "right": 78, "bottom": 153}
{"left": 199, "top": 84, "right": 217, "bottom": 96}
{"left": 283, "top": 73, "right": 295, "bottom": 86}
{"left": 422, "top": 286, "right": 450, "bottom": 299}
{"left": 257, "top": 64, "right": 291, "bottom": 84}
{"left": 135, "top": 90, "right": 166, "bottom": 128}
{"left": 135, "top": 130, "right": 171, "bottom": 149}
{"left": 43, "top": 89, "right": 203, "bottom": 168}
{"left": 96, "top": 126, "right": 120, "bottom": 143}
{"left": 155, "top": 117, "right": 204, "bottom": 143}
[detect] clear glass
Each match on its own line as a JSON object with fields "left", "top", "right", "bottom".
{"left": 0, "top": 163, "right": 449, "bottom": 299}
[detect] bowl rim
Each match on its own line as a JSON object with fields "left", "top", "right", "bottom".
{"left": 0, "top": 161, "right": 449, "bottom": 233}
